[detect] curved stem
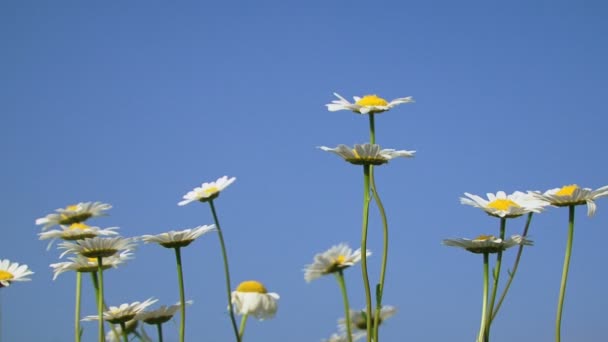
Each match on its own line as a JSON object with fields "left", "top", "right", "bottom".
{"left": 97, "top": 257, "right": 105, "bottom": 342}
{"left": 156, "top": 323, "right": 164, "bottom": 342}
{"left": 491, "top": 213, "right": 533, "bottom": 322}
{"left": 75, "top": 272, "right": 82, "bottom": 342}
{"left": 477, "top": 253, "right": 490, "bottom": 342}
{"left": 238, "top": 314, "right": 249, "bottom": 341}
{"left": 174, "top": 247, "right": 186, "bottom": 342}
{"left": 370, "top": 170, "right": 388, "bottom": 342}
{"left": 119, "top": 322, "right": 128, "bottom": 342}
{"left": 485, "top": 218, "right": 506, "bottom": 340}
{"left": 336, "top": 271, "right": 354, "bottom": 342}
{"left": 556, "top": 205, "right": 575, "bottom": 342}
{"left": 360, "top": 165, "right": 373, "bottom": 342}
{"left": 209, "top": 200, "right": 241, "bottom": 342}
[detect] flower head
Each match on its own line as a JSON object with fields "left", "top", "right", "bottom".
{"left": 460, "top": 191, "right": 549, "bottom": 218}
{"left": 339, "top": 306, "right": 397, "bottom": 332}
{"left": 35, "top": 202, "right": 112, "bottom": 229}
{"left": 326, "top": 93, "right": 414, "bottom": 114}
{"left": 0, "top": 259, "right": 33, "bottom": 288}
{"left": 83, "top": 298, "right": 158, "bottom": 324}
{"left": 231, "top": 280, "right": 279, "bottom": 320}
{"left": 59, "top": 237, "right": 136, "bottom": 259}
{"left": 139, "top": 300, "right": 193, "bottom": 325}
{"left": 105, "top": 319, "right": 138, "bottom": 342}
{"left": 50, "top": 251, "right": 133, "bottom": 280}
{"left": 141, "top": 225, "right": 216, "bottom": 249}
{"left": 39, "top": 223, "right": 119, "bottom": 250}
{"left": 533, "top": 184, "right": 608, "bottom": 216}
{"left": 304, "top": 243, "right": 371, "bottom": 282}
{"left": 320, "top": 144, "right": 415, "bottom": 166}
{"left": 443, "top": 234, "right": 532, "bottom": 254}
{"left": 178, "top": 176, "right": 236, "bottom": 206}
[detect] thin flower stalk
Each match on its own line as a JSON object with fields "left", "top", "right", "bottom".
{"left": 156, "top": 323, "right": 164, "bottom": 342}
{"left": 477, "top": 253, "right": 490, "bottom": 342}
{"left": 485, "top": 218, "right": 506, "bottom": 340}
{"left": 370, "top": 167, "right": 388, "bottom": 342}
{"left": 75, "top": 272, "right": 82, "bottom": 342}
{"left": 208, "top": 199, "right": 240, "bottom": 342}
{"left": 119, "top": 322, "right": 128, "bottom": 342}
{"left": 238, "top": 313, "right": 249, "bottom": 341}
{"left": 491, "top": 213, "right": 534, "bottom": 322}
{"left": 174, "top": 247, "right": 186, "bottom": 342}
{"left": 97, "top": 257, "right": 105, "bottom": 342}
{"left": 336, "top": 270, "right": 354, "bottom": 342}
{"left": 556, "top": 205, "right": 575, "bottom": 342}
{"left": 360, "top": 164, "right": 373, "bottom": 341}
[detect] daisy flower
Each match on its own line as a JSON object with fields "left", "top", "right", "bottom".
{"left": 326, "top": 93, "right": 414, "bottom": 114}
{"left": 339, "top": 306, "right": 397, "bottom": 331}
{"left": 443, "top": 235, "right": 532, "bottom": 254}
{"left": 105, "top": 319, "right": 138, "bottom": 342}
{"left": 50, "top": 251, "right": 133, "bottom": 280}
{"left": 304, "top": 243, "right": 371, "bottom": 282}
{"left": 139, "top": 301, "right": 193, "bottom": 325}
{"left": 323, "top": 332, "right": 366, "bottom": 342}
{"left": 83, "top": 298, "right": 158, "bottom": 324}
{"left": 533, "top": 184, "right": 608, "bottom": 217}
{"left": 140, "top": 225, "right": 216, "bottom": 248}
{"left": 59, "top": 236, "right": 136, "bottom": 259}
{"left": 320, "top": 144, "right": 415, "bottom": 166}
{"left": 231, "top": 280, "right": 280, "bottom": 320}
{"left": 39, "top": 223, "right": 119, "bottom": 249}
{"left": 35, "top": 202, "right": 112, "bottom": 229}
{"left": 0, "top": 259, "right": 33, "bottom": 288}
{"left": 460, "top": 191, "right": 549, "bottom": 218}
{"left": 178, "top": 176, "right": 236, "bottom": 206}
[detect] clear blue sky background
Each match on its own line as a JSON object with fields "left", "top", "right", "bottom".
{"left": 2, "top": 1, "right": 608, "bottom": 341}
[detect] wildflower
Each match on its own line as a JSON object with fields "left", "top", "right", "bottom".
{"left": 533, "top": 184, "right": 608, "bottom": 216}
{"left": 83, "top": 298, "right": 158, "bottom": 324}
{"left": 0, "top": 259, "right": 33, "bottom": 288}
{"left": 140, "top": 225, "right": 216, "bottom": 248}
{"left": 231, "top": 280, "right": 280, "bottom": 320}
{"left": 326, "top": 93, "right": 414, "bottom": 114}
{"left": 139, "top": 301, "right": 193, "bottom": 325}
{"left": 304, "top": 243, "right": 371, "bottom": 282}
{"left": 339, "top": 306, "right": 397, "bottom": 331}
{"left": 178, "top": 176, "right": 236, "bottom": 205}
{"left": 443, "top": 235, "right": 532, "bottom": 254}
{"left": 50, "top": 252, "right": 132, "bottom": 280}
{"left": 460, "top": 191, "right": 549, "bottom": 218}
{"left": 59, "top": 237, "right": 136, "bottom": 259}
{"left": 35, "top": 202, "right": 111, "bottom": 229}
{"left": 319, "top": 144, "right": 415, "bottom": 166}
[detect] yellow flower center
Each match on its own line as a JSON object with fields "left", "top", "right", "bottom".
{"left": 204, "top": 186, "right": 219, "bottom": 196}
{"left": 336, "top": 255, "right": 346, "bottom": 265}
{"left": 356, "top": 95, "right": 388, "bottom": 107}
{"left": 236, "top": 280, "right": 267, "bottom": 293}
{"left": 556, "top": 184, "right": 579, "bottom": 196}
{"left": 66, "top": 204, "right": 80, "bottom": 211}
{"left": 0, "top": 270, "right": 14, "bottom": 281}
{"left": 474, "top": 235, "right": 494, "bottom": 241}
{"left": 487, "top": 199, "right": 520, "bottom": 211}
{"left": 69, "top": 222, "right": 89, "bottom": 230}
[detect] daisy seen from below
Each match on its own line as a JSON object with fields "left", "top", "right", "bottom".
{"left": 326, "top": 93, "right": 414, "bottom": 114}
{"left": 50, "top": 251, "right": 133, "bottom": 280}
{"left": 0, "top": 259, "right": 33, "bottom": 288}
{"left": 533, "top": 184, "right": 608, "bottom": 217}
{"left": 140, "top": 224, "right": 216, "bottom": 248}
{"left": 304, "top": 243, "right": 371, "bottom": 282}
{"left": 339, "top": 306, "right": 397, "bottom": 332}
{"left": 139, "top": 300, "right": 193, "bottom": 342}
{"left": 35, "top": 202, "right": 112, "bottom": 229}
{"left": 319, "top": 144, "right": 415, "bottom": 166}
{"left": 59, "top": 237, "right": 136, "bottom": 259}
{"left": 460, "top": 191, "right": 549, "bottom": 219}
{"left": 232, "top": 280, "right": 280, "bottom": 339}
{"left": 83, "top": 297, "right": 158, "bottom": 342}
{"left": 39, "top": 223, "right": 119, "bottom": 249}
{"left": 178, "top": 176, "right": 236, "bottom": 205}
{"left": 105, "top": 319, "right": 139, "bottom": 342}
{"left": 442, "top": 234, "right": 533, "bottom": 254}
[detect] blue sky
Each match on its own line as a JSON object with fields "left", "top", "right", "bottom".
{"left": 2, "top": 1, "right": 608, "bottom": 341}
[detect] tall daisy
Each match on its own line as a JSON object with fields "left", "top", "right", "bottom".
{"left": 232, "top": 280, "right": 279, "bottom": 340}
{"left": 0, "top": 259, "right": 33, "bottom": 288}
{"left": 319, "top": 144, "right": 415, "bottom": 166}
{"left": 84, "top": 298, "right": 157, "bottom": 342}
{"left": 50, "top": 252, "right": 133, "bottom": 280}
{"left": 339, "top": 306, "right": 397, "bottom": 333}
{"left": 460, "top": 191, "right": 549, "bottom": 219}
{"left": 35, "top": 202, "right": 112, "bottom": 230}
{"left": 326, "top": 93, "right": 414, "bottom": 115}
{"left": 142, "top": 226, "right": 215, "bottom": 342}
{"left": 39, "top": 223, "right": 119, "bottom": 250}
{"left": 533, "top": 184, "right": 608, "bottom": 342}
{"left": 177, "top": 176, "right": 241, "bottom": 341}
{"left": 139, "top": 301, "right": 193, "bottom": 342}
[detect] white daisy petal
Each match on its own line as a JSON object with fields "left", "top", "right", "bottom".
{"left": 319, "top": 144, "right": 415, "bottom": 166}
{"left": 461, "top": 191, "right": 549, "bottom": 218}
{"left": 304, "top": 243, "right": 371, "bottom": 282}
{"left": 231, "top": 280, "right": 279, "bottom": 320}
{"left": 178, "top": 176, "right": 236, "bottom": 206}
{"left": 533, "top": 184, "right": 608, "bottom": 217}
{"left": 141, "top": 225, "right": 216, "bottom": 248}
{"left": 0, "top": 259, "right": 34, "bottom": 287}
{"left": 326, "top": 93, "right": 414, "bottom": 114}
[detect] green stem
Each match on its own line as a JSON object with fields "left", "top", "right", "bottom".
{"left": 485, "top": 218, "right": 506, "bottom": 340}
{"left": 336, "top": 271, "right": 354, "bottom": 342}
{"left": 209, "top": 199, "right": 241, "bottom": 342}
{"left": 477, "top": 253, "right": 490, "bottom": 342}
{"left": 75, "top": 272, "right": 82, "bottom": 342}
{"left": 556, "top": 205, "right": 575, "bottom": 342}
{"left": 370, "top": 170, "right": 388, "bottom": 342}
{"left": 174, "top": 247, "right": 186, "bottom": 342}
{"left": 238, "top": 314, "right": 249, "bottom": 341}
{"left": 119, "top": 322, "right": 128, "bottom": 342}
{"left": 361, "top": 164, "right": 373, "bottom": 342}
{"left": 368, "top": 114, "right": 376, "bottom": 144}
{"left": 97, "top": 257, "right": 105, "bottom": 342}
{"left": 491, "top": 213, "right": 533, "bottom": 322}
{"left": 90, "top": 274, "right": 120, "bottom": 341}
{"left": 156, "top": 323, "right": 164, "bottom": 342}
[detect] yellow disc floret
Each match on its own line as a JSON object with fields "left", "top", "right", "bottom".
{"left": 356, "top": 95, "right": 388, "bottom": 107}
{"left": 204, "top": 186, "right": 219, "bottom": 196}
{"left": 556, "top": 184, "right": 579, "bottom": 197}
{"left": 66, "top": 204, "right": 80, "bottom": 211}
{"left": 236, "top": 280, "right": 267, "bottom": 294}
{"left": 69, "top": 222, "right": 89, "bottom": 230}
{"left": 0, "top": 270, "right": 13, "bottom": 281}
{"left": 487, "top": 199, "right": 520, "bottom": 211}
{"left": 335, "top": 255, "right": 346, "bottom": 265}
{"left": 473, "top": 235, "right": 494, "bottom": 241}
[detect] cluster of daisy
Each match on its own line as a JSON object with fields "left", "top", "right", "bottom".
{"left": 444, "top": 185, "right": 608, "bottom": 342}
